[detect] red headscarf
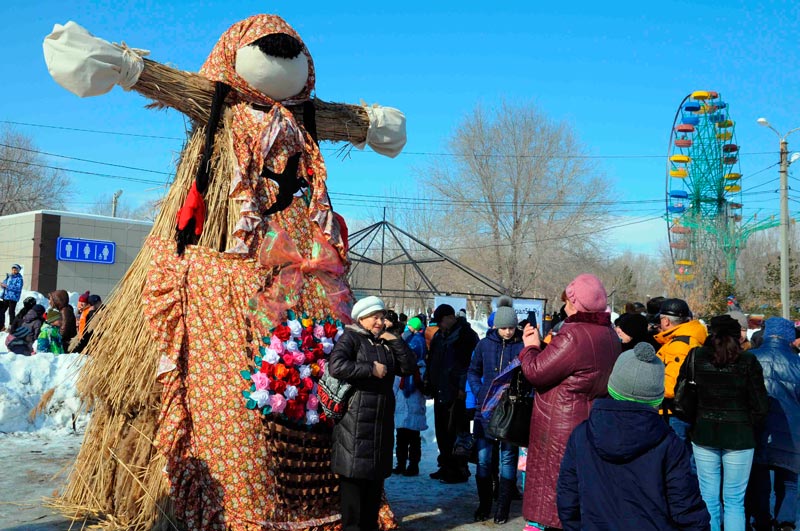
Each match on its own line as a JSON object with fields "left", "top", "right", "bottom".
{"left": 197, "top": 15, "right": 338, "bottom": 255}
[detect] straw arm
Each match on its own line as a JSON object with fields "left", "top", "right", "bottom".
{"left": 135, "top": 59, "right": 369, "bottom": 143}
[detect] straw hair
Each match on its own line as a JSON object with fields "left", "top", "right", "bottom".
{"left": 54, "top": 122, "right": 240, "bottom": 530}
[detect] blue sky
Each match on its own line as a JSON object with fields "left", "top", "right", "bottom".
{"left": 2, "top": 0, "right": 799, "bottom": 255}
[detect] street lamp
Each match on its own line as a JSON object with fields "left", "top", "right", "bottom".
{"left": 757, "top": 118, "right": 800, "bottom": 319}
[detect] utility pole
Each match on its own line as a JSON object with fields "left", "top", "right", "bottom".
{"left": 379, "top": 207, "right": 386, "bottom": 296}
{"left": 111, "top": 189, "right": 123, "bottom": 218}
{"left": 757, "top": 118, "right": 800, "bottom": 319}
{"left": 779, "top": 140, "right": 790, "bottom": 320}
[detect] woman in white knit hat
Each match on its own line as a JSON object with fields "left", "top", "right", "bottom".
{"left": 329, "top": 295, "right": 417, "bottom": 531}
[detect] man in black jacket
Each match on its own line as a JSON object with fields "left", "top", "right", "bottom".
{"left": 424, "top": 303, "right": 479, "bottom": 483}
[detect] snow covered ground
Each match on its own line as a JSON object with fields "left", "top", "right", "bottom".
{"left": 0, "top": 316, "right": 525, "bottom": 530}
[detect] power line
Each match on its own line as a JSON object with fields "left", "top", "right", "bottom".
{"left": 0, "top": 120, "right": 185, "bottom": 141}
{"left": 352, "top": 214, "right": 665, "bottom": 253}
{"left": 0, "top": 143, "right": 173, "bottom": 175}
{"left": 3, "top": 120, "right": 780, "bottom": 160}
{"left": 329, "top": 191, "right": 664, "bottom": 207}
{"left": 0, "top": 157, "right": 169, "bottom": 185}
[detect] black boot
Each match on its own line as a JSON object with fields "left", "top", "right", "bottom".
{"left": 494, "top": 477, "right": 515, "bottom": 524}
{"left": 403, "top": 461, "right": 419, "bottom": 476}
{"left": 474, "top": 476, "right": 494, "bottom": 522}
{"left": 394, "top": 429, "right": 408, "bottom": 474}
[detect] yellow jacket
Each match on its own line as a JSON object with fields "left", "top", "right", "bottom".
{"left": 654, "top": 319, "right": 708, "bottom": 400}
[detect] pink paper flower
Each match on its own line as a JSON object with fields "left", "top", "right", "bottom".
{"left": 306, "top": 395, "right": 319, "bottom": 410}
{"left": 292, "top": 351, "right": 306, "bottom": 366}
{"left": 251, "top": 372, "right": 270, "bottom": 391}
{"left": 269, "top": 394, "right": 287, "bottom": 414}
{"left": 282, "top": 353, "right": 295, "bottom": 366}
{"left": 270, "top": 336, "right": 285, "bottom": 354}
{"left": 313, "top": 324, "right": 325, "bottom": 339}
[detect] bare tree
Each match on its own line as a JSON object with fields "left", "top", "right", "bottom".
{"left": 419, "top": 101, "right": 611, "bottom": 299}
{"left": 0, "top": 127, "right": 71, "bottom": 215}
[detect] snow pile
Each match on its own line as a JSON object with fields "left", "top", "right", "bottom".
{"left": 0, "top": 349, "right": 87, "bottom": 434}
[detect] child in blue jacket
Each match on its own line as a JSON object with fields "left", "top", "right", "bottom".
{"left": 557, "top": 343, "right": 710, "bottom": 531}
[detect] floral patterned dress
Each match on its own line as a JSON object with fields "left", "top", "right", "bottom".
{"left": 141, "top": 14, "right": 396, "bottom": 531}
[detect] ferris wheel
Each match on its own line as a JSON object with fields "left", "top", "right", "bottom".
{"left": 666, "top": 90, "right": 744, "bottom": 285}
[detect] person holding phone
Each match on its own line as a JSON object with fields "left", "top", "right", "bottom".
{"left": 468, "top": 296, "right": 525, "bottom": 524}
{"left": 519, "top": 274, "right": 621, "bottom": 531}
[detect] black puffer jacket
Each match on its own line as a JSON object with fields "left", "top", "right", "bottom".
{"left": 329, "top": 324, "right": 417, "bottom": 480}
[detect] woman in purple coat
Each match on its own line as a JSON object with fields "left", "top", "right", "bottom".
{"left": 519, "top": 274, "right": 621, "bottom": 530}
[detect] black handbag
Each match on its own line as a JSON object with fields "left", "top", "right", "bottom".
{"left": 672, "top": 348, "right": 698, "bottom": 423}
{"left": 487, "top": 367, "right": 533, "bottom": 447}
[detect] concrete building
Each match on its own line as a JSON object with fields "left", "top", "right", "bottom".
{"left": 0, "top": 210, "right": 152, "bottom": 298}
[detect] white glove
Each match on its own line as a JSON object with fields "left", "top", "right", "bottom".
{"left": 354, "top": 104, "right": 407, "bottom": 158}
{"left": 42, "top": 21, "right": 150, "bottom": 98}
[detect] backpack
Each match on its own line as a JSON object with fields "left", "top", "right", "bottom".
{"left": 5, "top": 324, "right": 31, "bottom": 348}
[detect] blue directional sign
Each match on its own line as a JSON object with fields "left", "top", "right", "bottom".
{"left": 56, "top": 237, "right": 116, "bottom": 264}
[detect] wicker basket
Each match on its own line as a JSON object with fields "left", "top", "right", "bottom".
{"left": 263, "top": 419, "right": 339, "bottom": 509}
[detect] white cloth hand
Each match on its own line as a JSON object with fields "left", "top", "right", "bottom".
{"left": 43, "top": 21, "right": 150, "bottom": 98}
{"left": 354, "top": 104, "right": 407, "bottom": 158}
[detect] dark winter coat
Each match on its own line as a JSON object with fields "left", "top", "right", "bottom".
{"left": 329, "top": 325, "right": 416, "bottom": 480}
{"left": 679, "top": 346, "right": 769, "bottom": 450}
{"left": 557, "top": 399, "right": 711, "bottom": 531}
{"left": 8, "top": 308, "right": 44, "bottom": 355}
{"left": 467, "top": 328, "right": 524, "bottom": 437}
{"left": 520, "top": 311, "right": 621, "bottom": 528}
{"left": 50, "top": 290, "right": 77, "bottom": 347}
{"left": 425, "top": 317, "right": 479, "bottom": 404}
{"left": 70, "top": 307, "right": 98, "bottom": 353}
{"left": 750, "top": 328, "right": 800, "bottom": 473}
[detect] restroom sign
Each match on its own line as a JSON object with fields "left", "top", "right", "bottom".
{"left": 56, "top": 237, "right": 116, "bottom": 264}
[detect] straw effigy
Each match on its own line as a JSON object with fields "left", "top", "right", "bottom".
{"left": 51, "top": 58, "right": 381, "bottom": 530}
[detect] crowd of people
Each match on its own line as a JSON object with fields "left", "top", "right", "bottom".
{"left": 0, "top": 263, "right": 103, "bottom": 355}
{"left": 3, "top": 256, "right": 798, "bottom": 530}
{"left": 329, "top": 273, "right": 800, "bottom": 531}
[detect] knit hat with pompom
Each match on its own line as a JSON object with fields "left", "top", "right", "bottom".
{"left": 493, "top": 296, "right": 518, "bottom": 329}
{"left": 607, "top": 342, "right": 665, "bottom": 407}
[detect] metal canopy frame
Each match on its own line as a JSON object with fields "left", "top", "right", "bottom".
{"left": 347, "top": 209, "right": 509, "bottom": 299}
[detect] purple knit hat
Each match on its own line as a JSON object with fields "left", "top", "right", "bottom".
{"left": 565, "top": 273, "right": 608, "bottom": 313}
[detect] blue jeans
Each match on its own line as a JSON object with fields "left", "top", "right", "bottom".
{"left": 476, "top": 437, "right": 518, "bottom": 481}
{"left": 692, "top": 443, "right": 754, "bottom": 531}
{"left": 669, "top": 416, "right": 696, "bottom": 474}
{"left": 746, "top": 464, "right": 798, "bottom": 529}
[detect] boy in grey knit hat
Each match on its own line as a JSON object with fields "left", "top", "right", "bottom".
{"left": 557, "top": 343, "right": 710, "bottom": 530}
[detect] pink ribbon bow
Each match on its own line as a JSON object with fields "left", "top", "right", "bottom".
{"left": 252, "top": 226, "right": 351, "bottom": 327}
